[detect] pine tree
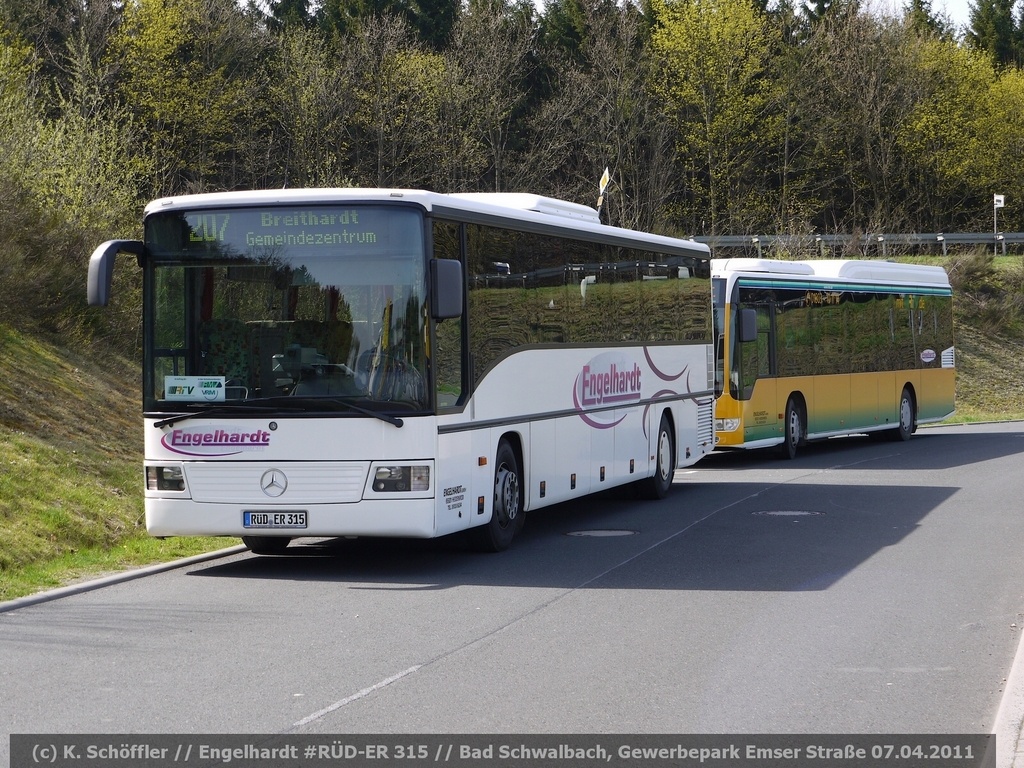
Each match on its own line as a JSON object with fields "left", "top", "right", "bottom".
{"left": 905, "top": 0, "right": 955, "bottom": 37}
{"left": 967, "top": 0, "right": 1023, "bottom": 67}
{"left": 268, "top": 0, "right": 314, "bottom": 30}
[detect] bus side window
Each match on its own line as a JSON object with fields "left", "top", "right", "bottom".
{"left": 739, "top": 306, "right": 771, "bottom": 399}
{"left": 433, "top": 220, "right": 466, "bottom": 409}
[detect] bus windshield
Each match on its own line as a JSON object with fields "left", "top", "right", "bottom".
{"left": 143, "top": 204, "right": 429, "bottom": 413}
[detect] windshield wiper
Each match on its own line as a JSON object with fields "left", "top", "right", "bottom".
{"left": 284, "top": 396, "right": 404, "bottom": 427}
{"left": 152, "top": 401, "right": 306, "bottom": 429}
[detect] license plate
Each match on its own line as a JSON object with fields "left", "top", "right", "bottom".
{"left": 243, "top": 511, "right": 307, "bottom": 529}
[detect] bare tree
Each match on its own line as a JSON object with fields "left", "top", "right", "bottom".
{"left": 441, "top": 0, "right": 539, "bottom": 192}
{"left": 651, "top": 0, "right": 779, "bottom": 236}
{"left": 790, "top": 8, "right": 927, "bottom": 232}
{"left": 520, "top": 0, "right": 679, "bottom": 232}
{"left": 268, "top": 26, "right": 355, "bottom": 188}
{"left": 343, "top": 13, "right": 447, "bottom": 187}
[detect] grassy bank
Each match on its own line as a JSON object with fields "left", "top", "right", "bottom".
{"left": 952, "top": 323, "right": 1024, "bottom": 421}
{"left": 0, "top": 327, "right": 232, "bottom": 602}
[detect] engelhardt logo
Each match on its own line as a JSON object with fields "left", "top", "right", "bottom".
{"left": 260, "top": 469, "right": 288, "bottom": 497}
{"left": 572, "top": 352, "right": 643, "bottom": 429}
{"left": 160, "top": 426, "right": 271, "bottom": 457}
{"left": 578, "top": 360, "right": 642, "bottom": 406}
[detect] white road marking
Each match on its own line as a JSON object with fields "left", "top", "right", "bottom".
{"left": 291, "top": 666, "right": 422, "bottom": 728}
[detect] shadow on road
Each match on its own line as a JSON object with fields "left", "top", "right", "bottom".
{"left": 188, "top": 423, "right": 1018, "bottom": 592}
{"left": 190, "top": 480, "right": 955, "bottom": 593}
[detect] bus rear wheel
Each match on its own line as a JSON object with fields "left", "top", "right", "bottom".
{"left": 640, "top": 413, "right": 675, "bottom": 500}
{"left": 471, "top": 439, "right": 524, "bottom": 552}
{"left": 780, "top": 397, "right": 803, "bottom": 460}
{"left": 242, "top": 536, "right": 291, "bottom": 555}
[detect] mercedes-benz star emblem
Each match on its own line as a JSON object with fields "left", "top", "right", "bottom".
{"left": 260, "top": 469, "right": 288, "bottom": 497}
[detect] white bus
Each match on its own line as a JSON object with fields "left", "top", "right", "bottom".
{"left": 88, "top": 189, "right": 715, "bottom": 553}
{"left": 712, "top": 258, "right": 955, "bottom": 458}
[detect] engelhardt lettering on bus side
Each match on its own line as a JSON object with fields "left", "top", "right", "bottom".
{"left": 572, "top": 351, "right": 643, "bottom": 430}
{"left": 160, "top": 426, "right": 272, "bottom": 457}
{"left": 579, "top": 361, "right": 642, "bottom": 406}
{"left": 573, "top": 348, "right": 698, "bottom": 430}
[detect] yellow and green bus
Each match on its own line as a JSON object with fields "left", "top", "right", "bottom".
{"left": 711, "top": 258, "right": 954, "bottom": 458}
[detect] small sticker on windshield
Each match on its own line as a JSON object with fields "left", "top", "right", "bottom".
{"left": 165, "top": 376, "right": 226, "bottom": 402}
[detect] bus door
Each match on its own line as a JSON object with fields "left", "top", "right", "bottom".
{"left": 737, "top": 299, "right": 777, "bottom": 443}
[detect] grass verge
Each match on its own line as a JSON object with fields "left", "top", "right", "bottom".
{"left": 0, "top": 327, "right": 235, "bottom": 602}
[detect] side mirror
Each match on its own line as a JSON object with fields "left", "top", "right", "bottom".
{"left": 430, "top": 258, "right": 463, "bottom": 320}
{"left": 88, "top": 240, "right": 144, "bottom": 306}
{"left": 738, "top": 308, "right": 758, "bottom": 343}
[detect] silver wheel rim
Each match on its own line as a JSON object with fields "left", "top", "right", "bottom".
{"left": 657, "top": 429, "right": 672, "bottom": 481}
{"left": 494, "top": 464, "right": 519, "bottom": 528}
{"left": 900, "top": 396, "right": 912, "bottom": 432}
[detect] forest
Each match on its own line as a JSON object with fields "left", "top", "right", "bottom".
{"left": 1, "top": 0, "right": 1023, "bottom": 346}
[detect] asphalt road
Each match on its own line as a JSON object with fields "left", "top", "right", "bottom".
{"left": 3, "top": 422, "right": 1024, "bottom": 763}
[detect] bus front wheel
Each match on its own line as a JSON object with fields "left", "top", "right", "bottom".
{"left": 780, "top": 397, "right": 803, "bottom": 460}
{"left": 471, "top": 439, "right": 524, "bottom": 552}
{"left": 242, "top": 536, "right": 291, "bottom": 555}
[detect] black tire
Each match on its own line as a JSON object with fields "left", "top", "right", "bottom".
{"left": 471, "top": 439, "right": 524, "bottom": 552}
{"left": 640, "top": 413, "right": 675, "bottom": 500}
{"left": 242, "top": 535, "right": 291, "bottom": 555}
{"left": 779, "top": 397, "right": 803, "bottom": 460}
{"left": 888, "top": 387, "right": 915, "bottom": 442}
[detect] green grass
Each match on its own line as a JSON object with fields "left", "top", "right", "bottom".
{"left": 1, "top": 249, "right": 1022, "bottom": 602}
{"left": 0, "top": 533, "right": 238, "bottom": 603}
{"left": 950, "top": 322, "right": 1024, "bottom": 422}
{"left": 0, "top": 327, "right": 234, "bottom": 603}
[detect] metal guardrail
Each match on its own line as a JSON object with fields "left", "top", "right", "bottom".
{"left": 689, "top": 232, "right": 1024, "bottom": 256}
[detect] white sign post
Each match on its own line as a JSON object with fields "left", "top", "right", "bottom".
{"left": 994, "top": 194, "right": 1005, "bottom": 255}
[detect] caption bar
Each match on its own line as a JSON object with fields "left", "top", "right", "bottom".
{"left": 10, "top": 734, "right": 994, "bottom": 768}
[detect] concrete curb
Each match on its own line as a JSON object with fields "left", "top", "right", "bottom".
{"left": 995, "top": 624, "right": 1024, "bottom": 768}
{"left": 0, "top": 545, "right": 248, "bottom": 614}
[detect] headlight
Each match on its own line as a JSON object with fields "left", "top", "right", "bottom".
{"left": 146, "top": 465, "right": 185, "bottom": 491}
{"left": 373, "top": 465, "right": 429, "bottom": 492}
{"left": 715, "top": 418, "right": 741, "bottom": 432}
